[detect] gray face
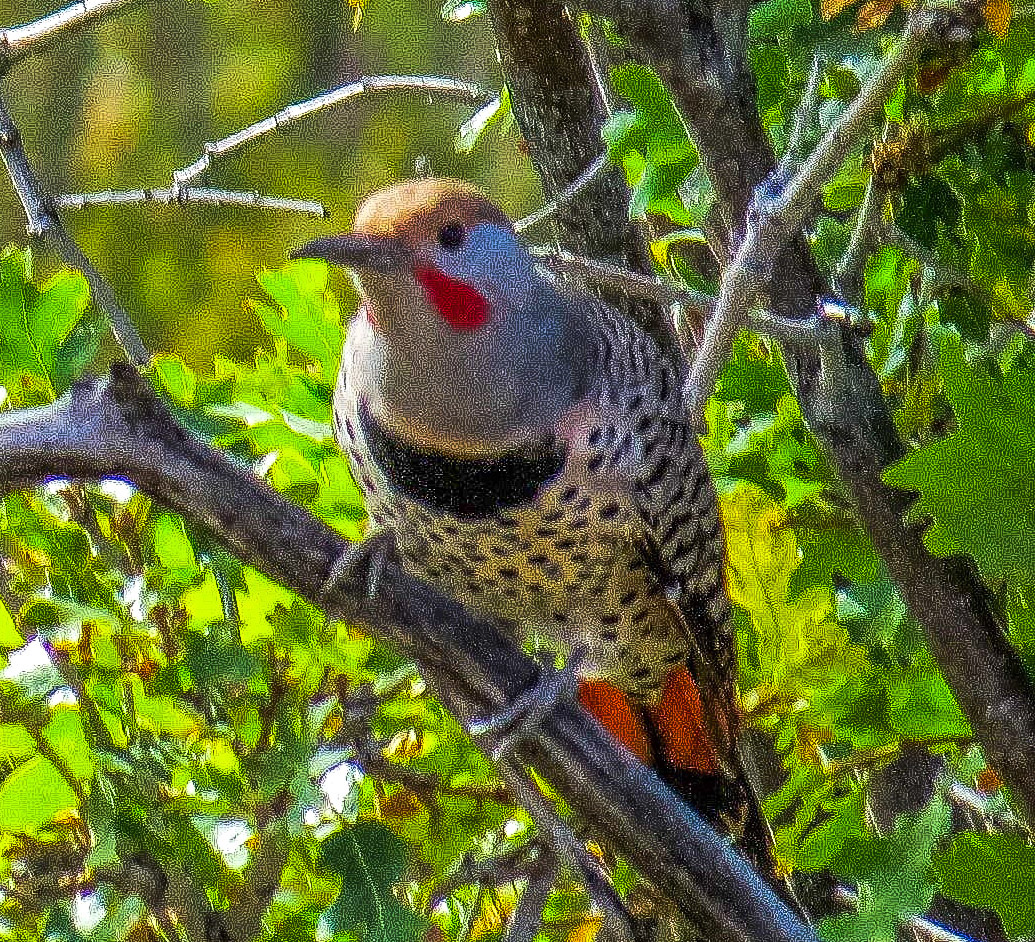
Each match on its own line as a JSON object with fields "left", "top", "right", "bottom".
{"left": 347, "top": 224, "right": 591, "bottom": 455}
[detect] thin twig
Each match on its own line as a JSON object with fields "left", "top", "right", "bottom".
{"left": 530, "top": 245, "right": 714, "bottom": 316}
{"left": 432, "top": 843, "right": 543, "bottom": 909}
{"left": 778, "top": 55, "right": 826, "bottom": 180}
{"left": 0, "top": 0, "right": 143, "bottom": 67}
{"left": 835, "top": 174, "right": 888, "bottom": 301}
{"left": 497, "top": 760, "right": 637, "bottom": 942}
{"left": 55, "top": 187, "right": 328, "bottom": 217}
{"left": 683, "top": 4, "right": 939, "bottom": 419}
{"left": 504, "top": 843, "right": 559, "bottom": 942}
{"left": 531, "top": 247, "right": 867, "bottom": 349}
{"left": 947, "top": 782, "right": 1026, "bottom": 833}
{"left": 515, "top": 153, "right": 609, "bottom": 233}
{"left": 173, "top": 75, "right": 492, "bottom": 189}
{"left": 0, "top": 93, "right": 149, "bottom": 365}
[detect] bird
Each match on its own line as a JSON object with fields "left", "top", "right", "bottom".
{"left": 292, "top": 177, "right": 775, "bottom": 876}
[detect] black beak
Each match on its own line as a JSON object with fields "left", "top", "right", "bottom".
{"left": 290, "top": 234, "right": 412, "bottom": 273}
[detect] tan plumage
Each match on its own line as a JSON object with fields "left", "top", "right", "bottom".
{"left": 294, "top": 179, "right": 776, "bottom": 878}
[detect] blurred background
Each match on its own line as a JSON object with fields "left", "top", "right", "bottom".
{"left": 0, "top": 0, "right": 542, "bottom": 364}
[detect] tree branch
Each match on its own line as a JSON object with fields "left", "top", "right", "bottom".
{"left": 683, "top": 4, "right": 939, "bottom": 417}
{"left": 55, "top": 187, "right": 329, "bottom": 217}
{"left": 172, "top": 75, "right": 493, "bottom": 190}
{"left": 0, "top": 365, "right": 816, "bottom": 942}
{"left": 0, "top": 93, "right": 150, "bottom": 365}
{"left": 514, "top": 152, "right": 609, "bottom": 234}
{"left": 0, "top": 0, "right": 144, "bottom": 69}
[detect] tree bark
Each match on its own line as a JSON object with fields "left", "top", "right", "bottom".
{"left": 487, "top": 0, "right": 1035, "bottom": 822}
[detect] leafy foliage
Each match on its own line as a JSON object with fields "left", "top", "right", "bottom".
{"left": 2, "top": 1, "right": 1035, "bottom": 940}
{"left": 885, "top": 330, "right": 1035, "bottom": 589}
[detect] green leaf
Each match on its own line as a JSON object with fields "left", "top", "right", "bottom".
{"left": 320, "top": 821, "right": 426, "bottom": 941}
{"left": 255, "top": 260, "right": 343, "bottom": 379}
{"left": 43, "top": 708, "right": 93, "bottom": 782}
{"left": 885, "top": 651, "right": 971, "bottom": 740}
{"left": 151, "top": 353, "right": 198, "bottom": 406}
{"left": 455, "top": 87, "right": 511, "bottom": 154}
{"left": 0, "top": 249, "right": 89, "bottom": 396}
{"left": 821, "top": 795, "right": 951, "bottom": 942}
{"left": 935, "top": 832, "right": 1035, "bottom": 938}
{"left": 603, "top": 64, "right": 697, "bottom": 224}
{"left": 0, "top": 599, "right": 22, "bottom": 648}
{"left": 884, "top": 330, "right": 1035, "bottom": 588}
{"left": 0, "top": 755, "right": 79, "bottom": 834}
{"left": 748, "top": 0, "right": 813, "bottom": 40}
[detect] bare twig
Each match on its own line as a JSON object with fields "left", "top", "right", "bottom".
{"left": 835, "top": 174, "right": 888, "bottom": 301}
{"left": 173, "top": 75, "right": 493, "bottom": 189}
{"left": 947, "top": 781, "right": 1026, "bottom": 834}
{"left": 0, "top": 94, "right": 150, "bottom": 365}
{"left": 0, "top": 366, "right": 816, "bottom": 942}
{"left": 531, "top": 247, "right": 869, "bottom": 349}
{"left": 432, "top": 843, "right": 544, "bottom": 908}
{"left": 683, "top": 5, "right": 939, "bottom": 418}
{"left": 515, "top": 153, "right": 609, "bottom": 233}
{"left": 0, "top": 0, "right": 143, "bottom": 67}
{"left": 504, "top": 842, "right": 559, "bottom": 942}
{"left": 498, "top": 760, "right": 637, "bottom": 942}
{"left": 55, "top": 187, "right": 328, "bottom": 217}
{"left": 778, "top": 55, "right": 826, "bottom": 181}
{"left": 530, "top": 246, "right": 714, "bottom": 320}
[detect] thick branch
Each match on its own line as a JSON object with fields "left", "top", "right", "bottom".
{"left": 0, "top": 366, "right": 816, "bottom": 942}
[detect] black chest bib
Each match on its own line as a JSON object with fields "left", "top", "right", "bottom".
{"left": 358, "top": 402, "right": 567, "bottom": 519}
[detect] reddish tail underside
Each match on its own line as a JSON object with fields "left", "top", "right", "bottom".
{"left": 577, "top": 665, "right": 718, "bottom": 774}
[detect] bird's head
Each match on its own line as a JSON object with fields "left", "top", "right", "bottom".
{"left": 292, "top": 178, "right": 538, "bottom": 337}
{"left": 292, "top": 179, "right": 585, "bottom": 454}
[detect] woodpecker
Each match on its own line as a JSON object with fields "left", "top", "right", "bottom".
{"left": 293, "top": 178, "right": 773, "bottom": 872}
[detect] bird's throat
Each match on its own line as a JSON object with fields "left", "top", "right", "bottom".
{"left": 414, "top": 264, "right": 489, "bottom": 331}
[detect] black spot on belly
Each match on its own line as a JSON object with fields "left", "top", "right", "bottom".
{"left": 358, "top": 401, "right": 566, "bottom": 518}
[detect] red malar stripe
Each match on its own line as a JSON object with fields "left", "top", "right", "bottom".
{"left": 414, "top": 264, "right": 489, "bottom": 331}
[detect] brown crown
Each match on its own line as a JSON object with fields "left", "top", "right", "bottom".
{"left": 352, "top": 178, "right": 512, "bottom": 247}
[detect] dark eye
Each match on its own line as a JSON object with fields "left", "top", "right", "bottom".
{"left": 438, "top": 222, "right": 465, "bottom": 249}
